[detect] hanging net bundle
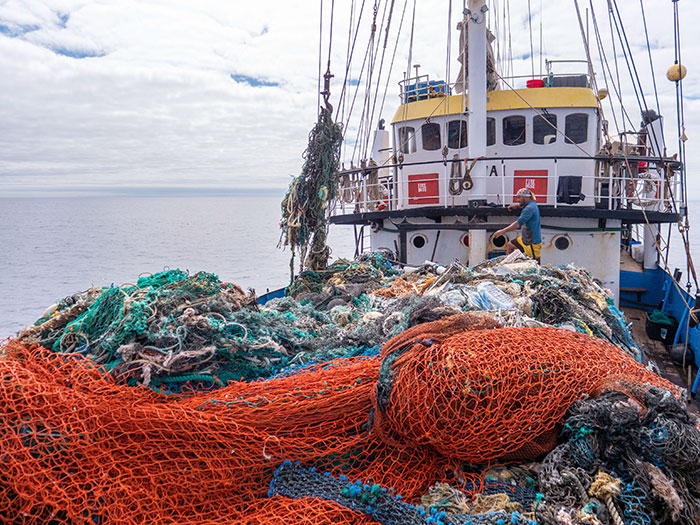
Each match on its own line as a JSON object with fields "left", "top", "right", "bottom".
{"left": 279, "top": 107, "right": 344, "bottom": 274}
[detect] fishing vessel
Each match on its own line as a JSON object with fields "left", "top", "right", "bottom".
{"left": 317, "top": 0, "right": 700, "bottom": 393}
{"left": 5, "top": 1, "right": 700, "bottom": 523}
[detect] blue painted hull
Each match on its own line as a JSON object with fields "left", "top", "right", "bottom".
{"left": 621, "top": 267, "right": 700, "bottom": 392}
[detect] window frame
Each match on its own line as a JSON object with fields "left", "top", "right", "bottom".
{"left": 502, "top": 115, "right": 527, "bottom": 146}
{"left": 447, "top": 119, "right": 468, "bottom": 149}
{"left": 486, "top": 117, "right": 496, "bottom": 146}
{"left": 533, "top": 113, "right": 558, "bottom": 145}
{"left": 564, "top": 113, "right": 589, "bottom": 144}
{"left": 397, "top": 126, "right": 417, "bottom": 154}
{"left": 421, "top": 122, "right": 442, "bottom": 151}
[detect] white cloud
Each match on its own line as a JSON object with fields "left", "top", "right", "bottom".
{"left": 0, "top": 0, "right": 698, "bottom": 197}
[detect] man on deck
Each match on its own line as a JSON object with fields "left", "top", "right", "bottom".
{"left": 494, "top": 188, "right": 542, "bottom": 263}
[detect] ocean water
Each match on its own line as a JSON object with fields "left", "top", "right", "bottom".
{"left": 0, "top": 195, "right": 356, "bottom": 337}
{"left": 0, "top": 196, "right": 698, "bottom": 337}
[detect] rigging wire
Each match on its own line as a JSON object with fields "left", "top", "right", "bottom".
{"left": 610, "top": 0, "right": 664, "bottom": 160}
{"left": 399, "top": 0, "right": 416, "bottom": 139}
{"left": 442, "top": 0, "right": 453, "bottom": 151}
{"left": 376, "top": 0, "right": 409, "bottom": 131}
{"left": 341, "top": 5, "right": 378, "bottom": 152}
{"left": 572, "top": 1, "right": 600, "bottom": 111}
{"left": 406, "top": 0, "right": 416, "bottom": 87}
{"left": 364, "top": 0, "right": 397, "bottom": 158}
{"left": 588, "top": 0, "right": 633, "bottom": 133}
{"left": 610, "top": 0, "right": 696, "bottom": 280}
{"left": 672, "top": 0, "right": 688, "bottom": 207}
{"left": 588, "top": 0, "right": 618, "bottom": 136}
{"left": 317, "top": 0, "right": 323, "bottom": 115}
{"left": 355, "top": 0, "right": 387, "bottom": 161}
{"left": 506, "top": 0, "right": 513, "bottom": 78}
{"left": 326, "top": 0, "right": 335, "bottom": 74}
{"left": 340, "top": 0, "right": 356, "bottom": 161}
{"left": 539, "top": 0, "right": 543, "bottom": 77}
{"left": 638, "top": 0, "right": 665, "bottom": 146}
{"left": 336, "top": 0, "right": 368, "bottom": 121}
{"left": 493, "top": 0, "right": 499, "bottom": 73}
{"left": 596, "top": 0, "right": 698, "bottom": 295}
{"left": 527, "top": 0, "right": 535, "bottom": 78}
{"left": 672, "top": 0, "right": 694, "bottom": 291}
{"left": 606, "top": 1, "right": 626, "bottom": 131}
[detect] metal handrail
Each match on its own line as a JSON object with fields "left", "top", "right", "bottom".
{"left": 397, "top": 62, "right": 592, "bottom": 102}
{"left": 332, "top": 156, "right": 682, "bottom": 216}
{"left": 338, "top": 154, "right": 681, "bottom": 177}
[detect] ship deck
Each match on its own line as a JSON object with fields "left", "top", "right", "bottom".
{"left": 330, "top": 204, "right": 682, "bottom": 226}
{"left": 622, "top": 301, "right": 699, "bottom": 415}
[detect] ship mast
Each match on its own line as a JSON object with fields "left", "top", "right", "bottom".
{"left": 466, "top": 0, "right": 489, "bottom": 265}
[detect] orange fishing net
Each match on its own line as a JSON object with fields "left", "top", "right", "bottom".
{"left": 0, "top": 316, "right": 677, "bottom": 524}
{"left": 372, "top": 326, "right": 675, "bottom": 462}
{"left": 247, "top": 496, "right": 380, "bottom": 524}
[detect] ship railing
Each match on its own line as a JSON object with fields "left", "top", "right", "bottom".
{"left": 331, "top": 154, "right": 682, "bottom": 216}
{"left": 498, "top": 59, "right": 592, "bottom": 89}
{"left": 496, "top": 72, "right": 592, "bottom": 90}
{"left": 398, "top": 73, "right": 451, "bottom": 103}
{"left": 397, "top": 60, "right": 591, "bottom": 102}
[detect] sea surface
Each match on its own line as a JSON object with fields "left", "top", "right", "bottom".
{"left": 1, "top": 195, "right": 698, "bottom": 337}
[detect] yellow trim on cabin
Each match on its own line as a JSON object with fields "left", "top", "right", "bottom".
{"left": 390, "top": 87, "right": 598, "bottom": 124}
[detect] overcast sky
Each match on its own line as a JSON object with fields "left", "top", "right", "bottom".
{"left": 0, "top": 0, "right": 698, "bottom": 197}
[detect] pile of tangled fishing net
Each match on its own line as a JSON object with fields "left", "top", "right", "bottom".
{"left": 16, "top": 252, "right": 641, "bottom": 393}
{"left": 1, "top": 312, "right": 696, "bottom": 524}
{"left": 288, "top": 250, "right": 640, "bottom": 359}
{"left": 15, "top": 260, "right": 466, "bottom": 390}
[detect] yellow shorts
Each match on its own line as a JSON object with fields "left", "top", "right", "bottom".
{"left": 515, "top": 236, "right": 542, "bottom": 260}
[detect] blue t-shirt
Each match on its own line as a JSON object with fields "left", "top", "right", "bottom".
{"left": 517, "top": 200, "right": 541, "bottom": 245}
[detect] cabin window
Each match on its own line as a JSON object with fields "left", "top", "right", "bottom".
{"left": 503, "top": 115, "right": 526, "bottom": 146}
{"left": 533, "top": 114, "right": 557, "bottom": 144}
{"left": 448, "top": 120, "right": 468, "bottom": 149}
{"left": 565, "top": 113, "right": 588, "bottom": 144}
{"left": 398, "top": 126, "right": 417, "bottom": 154}
{"left": 421, "top": 122, "right": 441, "bottom": 151}
{"left": 487, "top": 117, "right": 496, "bottom": 146}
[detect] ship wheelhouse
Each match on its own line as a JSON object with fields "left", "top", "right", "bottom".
{"left": 389, "top": 86, "right": 600, "bottom": 210}
{"left": 331, "top": 65, "right": 683, "bottom": 301}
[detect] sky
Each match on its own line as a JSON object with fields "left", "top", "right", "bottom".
{"left": 0, "top": 0, "right": 699, "bottom": 197}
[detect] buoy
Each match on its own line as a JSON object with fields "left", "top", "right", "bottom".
{"left": 598, "top": 88, "right": 609, "bottom": 100}
{"left": 667, "top": 64, "right": 687, "bottom": 82}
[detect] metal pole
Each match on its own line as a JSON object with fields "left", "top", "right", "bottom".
{"left": 466, "top": 0, "right": 488, "bottom": 265}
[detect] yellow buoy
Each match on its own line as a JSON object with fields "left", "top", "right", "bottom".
{"left": 667, "top": 64, "right": 687, "bottom": 82}
{"left": 597, "top": 88, "right": 609, "bottom": 100}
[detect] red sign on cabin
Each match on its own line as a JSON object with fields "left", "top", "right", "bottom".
{"left": 408, "top": 173, "right": 440, "bottom": 205}
{"left": 513, "top": 170, "right": 548, "bottom": 203}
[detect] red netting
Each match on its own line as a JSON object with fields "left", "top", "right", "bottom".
{"left": 0, "top": 317, "right": 677, "bottom": 523}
